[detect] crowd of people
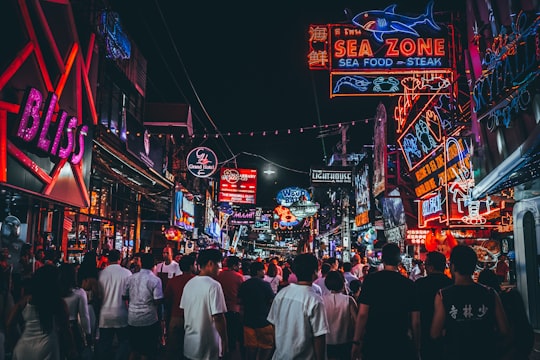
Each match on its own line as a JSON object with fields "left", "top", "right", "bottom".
{"left": 0, "top": 242, "right": 534, "bottom": 360}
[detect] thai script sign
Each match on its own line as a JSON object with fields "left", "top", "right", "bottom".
{"left": 15, "top": 87, "right": 88, "bottom": 165}
{"left": 310, "top": 167, "right": 353, "bottom": 186}
{"left": 218, "top": 168, "right": 257, "bottom": 205}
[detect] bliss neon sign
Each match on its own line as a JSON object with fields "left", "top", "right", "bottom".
{"left": 16, "top": 87, "right": 88, "bottom": 165}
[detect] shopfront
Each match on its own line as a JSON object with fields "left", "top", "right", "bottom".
{"left": 0, "top": 0, "right": 98, "bottom": 262}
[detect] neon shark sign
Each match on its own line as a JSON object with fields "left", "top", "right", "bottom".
{"left": 352, "top": 2, "right": 441, "bottom": 43}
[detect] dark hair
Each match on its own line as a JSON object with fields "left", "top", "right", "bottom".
{"left": 59, "top": 263, "right": 78, "bottom": 297}
{"left": 267, "top": 263, "right": 278, "bottom": 277}
{"left": 382, "top": 243, "right": 401, "bottom": 266}
{"left": 320, "top": 263, "right": 331, "bottom": 276}
{"left": 425, "top": 251, "right": 447, "bottom": 272}
{"left": 78, "top": 251, "right": 98, "bottom": 286}
{"left": 349, "top": 279, "right": 362, "bottom": 295}
{"left": 226, "top": 256, "right": 240, "bottom": 268}
{"left": 250, "top": 261, "right": 265, "bottom": 277}
{"left": 343, "top": 262, "right": 352, "bottom": 272}
{"left": 325, "top": 270, "right": 345, "bottom": 292}
{"left": 179, "top": 255, "right": 195, "bottom": 272}
{"left": 197, "top": 249, "right": 222, "bottom": 268}
{"left": 477, "top": 268, "right": 501, "bottom": 292}
{"left": 29, "top": 265, "right": 63, "bottom": 333}
{"left": 140, "top": 253, "right": 155, "bottom": 270}
{"left": 108, "top": 249, "right": 121, "bottom": 263}
{"left": 292, "top": 253, "right": 318, "bottom": 282}
{"left": 450, "top": 245, "right": 477, "bottom": 276}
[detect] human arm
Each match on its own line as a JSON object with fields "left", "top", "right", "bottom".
{"left": 430, "top": 291, "right": 445, "bottom": 339}
{"left": 213, "top": 313, "right": 229, "bottom": 356}
{"left": 313, "top": 334, "right": 326, "bottom": 360}
{"left": 351, "top": 303, "right": 369, "bottom": 359}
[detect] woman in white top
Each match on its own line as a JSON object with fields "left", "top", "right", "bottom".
{"left": 322, "top": 270, "right": 358, "bottom": 360}
{"left": 59, "top": 263, "right": 92, "bottom": 357}
{"left": 263, "top": 262, "right": 282, "bottom": 294}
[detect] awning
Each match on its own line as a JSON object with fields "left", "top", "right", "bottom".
{"left": 471, "top": 123, "right": 540, "bottom": 200}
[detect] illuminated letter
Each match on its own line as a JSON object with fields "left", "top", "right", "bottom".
{"left": 385, "top": 39, "right": 399, "bottom": 57}
{"left": 334, "top": 40, "right": 345, "bottom": 58}
{"left": 57, "top": 117, "right": 77, "bottom": 159}
{"left": 357, "top": 39, "right": 373, "bottom": 57}
{"left": 434, "top": 39, "right": 445, "bottom": 56}
{"left": 17, "top": 87, "right": 43, "bottom": 142}
{"left": 400, "top": 38, "right": 416, "bottom": 57}
{"left": 417, "top": 38, "right": 432, "bottom": 56}
{"left": 50, "top": 110, "right": 68, "bottom": 156}
{"left": 36, "top": 93, "right": 58, "bottom": 152}
{"left": 346, "top": 40, "right": 358, "bottom": 57}
{"left": 70, "top": 125, "right": 88, "bottom": 165}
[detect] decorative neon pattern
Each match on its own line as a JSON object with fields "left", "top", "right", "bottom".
{"left": 446, "top": 137, "right": 492, "bottom": 225}
{"left": 333, "top": 75, "right": 370, "bottom": 93}
{"left": 98, "top": 12, "right": 131, "bottom": 60}
{"left": 351, "top": 2, "right": 440, "bottom": 43}
{"left": 372, "top": 77, "right": 399, "bottom": 92}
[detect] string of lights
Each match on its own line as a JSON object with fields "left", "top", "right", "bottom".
{"left": 125, "top": 117, "right": 374, "bottom": 139}
{"left": 219, "top": 152, "right": 310, "bottom": 174}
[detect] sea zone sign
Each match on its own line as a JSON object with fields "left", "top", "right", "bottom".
{"left": 308, "top": 2, "right": 453, "bottom": 98}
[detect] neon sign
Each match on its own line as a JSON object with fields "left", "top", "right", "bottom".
{"left": 351, "top": 2, "right": 440, "bottom": 43}
{"left": 98, "top": 12, "right": 131, "bottom": 60}
{"left": 15, "top": 87, "right": 88, "bottom": 165}
{"left": 472, "top": 12, "right": 539, "bottom": 122}
{"left": 276, "top": 187, "right": 310, "bottom": 207}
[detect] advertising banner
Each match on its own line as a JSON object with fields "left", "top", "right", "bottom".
{"left": 372, "top": 103, "right": 387, "bottom": 197}
{"left": 310, "top": 167, "right": 352, "bottom": 187}
{"left": 218, "top": 168, "right": 257, "bottom": 205}
{"left": 126, "top": 120, "right": 164, "bottom": 174}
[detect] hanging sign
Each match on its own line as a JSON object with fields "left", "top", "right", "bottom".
{"left": 186, "top": 147, "right": 218, "bottom": 178}
{"left": 276, "top": 187, "right": 311, "bottom": 207}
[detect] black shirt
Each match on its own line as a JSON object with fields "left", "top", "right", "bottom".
{"left": 415, "top": 273, "right": 453, "bottom": 339}
{"left": 238, "top": 277, "right": 274, "bottom": 328}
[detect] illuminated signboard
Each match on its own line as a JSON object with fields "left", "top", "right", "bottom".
{"left": 98, "top": 11, "right": 131, "bottom": 60}
{"left": 354, "top": 163, "right": 371, "bottom": 227}
{"left": 418, "top": 191, "right": 444, "bottom": 226}
{"left": 186, "top": 147, "right": 218, "bottom": 178}
{"left": 472, "top": 12, "right": 539, "bottom": 126}
{"left": 308, "top": 2, "right": 448, "bottom": 72}
{"left": 273, "top": 205, "right": 299, "bottom": 227}
{"left": 276, "top": 187, "right": 311, "bottom": 207}
{"left": 381, "top": 188, "right": 407, "bottom": 243}
{"left": 218, "top": 168, "right": 257, "bottom": 205}
{"left": 372, "top": 103, "right": 387, "bottom": 197}
{"left": 331, "top": 70, "right": 453, "bottom": 97}
{"left": 413, "top": 137, "right": 471, "bottom": 198}
{"left": 310, "top": 167, "right": 352, "bottom": 187}
{"left": 15, "top": 87, "right": 88, "bottom": 165}
{"left": 230, "top": 209, "right": 257, "bottom": 225}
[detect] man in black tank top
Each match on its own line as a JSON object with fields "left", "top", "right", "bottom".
{"left": 431, "top": 245, "right": 510, "bottom": 360}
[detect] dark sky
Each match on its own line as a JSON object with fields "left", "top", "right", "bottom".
{"left": 108, "top": 0, "right": 456, "bottom": 207}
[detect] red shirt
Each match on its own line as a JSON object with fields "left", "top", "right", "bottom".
{"left": 217, "top": 269, "right": 244, "bottom": 312}
{"left": 164, "top": 273, "right": 196, "bottom": 317}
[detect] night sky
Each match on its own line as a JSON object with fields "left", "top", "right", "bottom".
{"left": 108, "top": 0, "right": 460, "bottom": 207}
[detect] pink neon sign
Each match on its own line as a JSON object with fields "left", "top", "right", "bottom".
{"left": 16, "top": 87, "right": 88, "bottom": 165}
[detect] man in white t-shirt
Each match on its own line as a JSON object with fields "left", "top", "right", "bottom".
{"left": 97, "top": 249, "right": 132, "bottom": 360}
{"left": 267, "top": 253, "right": 329, "bottom": 360}
{"left": 154, "top": 246, "right": 181, "bottom": 290}
{"left": 180, "top": 249, "right": 228, "bottom": 359}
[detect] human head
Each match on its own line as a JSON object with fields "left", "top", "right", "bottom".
{"left": 349, "top": 279, "right": 362, "bottom": 296}
{"left": 343, "top": 262, "right": 352, "bottom": 273}
{"left": 267, "top": 262, "right": 278, "bottom": 277}
{"left": 292, "top": 253, "right": 318, "bottom": 282}
{"left": 326, "top": 257, "right": 339, "bottom": 271}
{"left": 325, "top": 270, "right": 345, "bottom": 292}
{"left": 477, "top": 268, "right": 501, "bottom": 292}
{"left": 162, "top": 247, "right": 173, "bottom": 264}
{"left": 179, "top": 255, "right": 195, "bottom": 273}
{"left": 352, "top": 253, "right": 360, "bottom": 265}
{"left": 197, "top": 249, "right": 223, "bottom": 278}
{"left": 225, "top": 256, "right": 240, "bottom": 271}
{"left": 450, "top": 245, "right": 477, "bottom": 276}
{"left": 29, "top": 265, "right": 61, "bottom": 332}
{"left": 250, "top": 261, "right": 265, "bottom": 278}
{"left": 108, "top": 249, "right": 121, "bottom": 263}
{"left": 382, "top": 243, "right": 401, "bottom": 266}
{"left": 140, "top": 252, "right": 155, "bottom": 270}
{"left": 320, "top": 262, "right": 331, "bottom": 277}
{"left": 425, "top": 251, "right": 447, "bottom": 273}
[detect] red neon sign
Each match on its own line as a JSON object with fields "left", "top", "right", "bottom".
{"left": 218, "top": 168, "right": 257, "bottom": 205}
